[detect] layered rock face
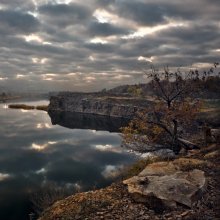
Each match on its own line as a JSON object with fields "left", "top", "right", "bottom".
{"left": 48, "top": 92, "right": 141, "bottom": 118}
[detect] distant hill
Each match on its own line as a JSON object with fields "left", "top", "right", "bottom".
{"left": 105, "top": 77, "right": 220, "bottom": 99}
{"left": 107, "top": 83, "right": 154, "bottom": 96}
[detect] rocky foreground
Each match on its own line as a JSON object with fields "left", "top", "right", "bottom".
{"left": 39, "top": 144, "right": 220, "bottom": 220}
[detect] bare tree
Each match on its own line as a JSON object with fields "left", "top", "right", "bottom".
{"left": 122, "top": 63, "right": 219, "bottom": 154}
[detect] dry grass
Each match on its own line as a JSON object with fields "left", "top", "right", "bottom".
{"left": 30, "top": 183, "right": 74, "bottom": 216}
{"left": 8, "top": 104, "right": 35, "bottom": 110}
{"left": 120, "top": 157, "right": 166, "bottom": 179}
{"left": 8, "top": 104, "right": 48, "bottom": 111}
{"left": 36, "top": 105, "right": 48, "bottom": 111}
{"left": 173, "top": 158, "right": 208, "bottom": 171}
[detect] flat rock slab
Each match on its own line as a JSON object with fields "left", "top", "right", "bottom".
{"left": 123, "top": 160, "right": 206, "bottom": 210}
{"left": 139, "top": 161, "right": 179, "bottom": 177}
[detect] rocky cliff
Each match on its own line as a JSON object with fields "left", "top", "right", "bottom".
{"left": 48, "top": 92, "right": 149, "bottom": 118}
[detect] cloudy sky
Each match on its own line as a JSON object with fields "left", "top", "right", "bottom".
{"left": 0, "top": 0, "right": 219, "bottom": 92}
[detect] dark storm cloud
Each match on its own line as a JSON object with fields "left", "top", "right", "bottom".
{"left": 38, "top": 3, "right": 92, "bottom": 27}
{"left": 88, "top": 21, "right": 130, "bottom": 36}
{"left": 0, "top": 0, "right": 35, "bottom": 10}
{"left": 0, "top": 0, "right": 219, "bottom": 92}
{"left": 95, "top": 0, "right": 116, "bottom": 7}
{"left": 116, "top": 2, "right": 168, "bottom": 26}
{"left": 85, "top": 42, "right": 117, "bottom": 53}
{"left": 102, "top": 1, "right": 202, "bottom": 26}
{"left": 159, "top": 23, "right": 220, "bottom": 45}
{"left": 0, "top": 9, "right": 39, "bottom": 35}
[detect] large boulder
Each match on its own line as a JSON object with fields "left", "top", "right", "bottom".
{"left": 123, "top": 161, "right": 206, "bottom": 211}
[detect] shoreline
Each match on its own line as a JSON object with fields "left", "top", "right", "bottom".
{"left": 38, "top": 143, "right": 220, "bottom": 220}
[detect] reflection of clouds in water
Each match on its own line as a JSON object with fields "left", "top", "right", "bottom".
{"left": 31, "top": 141, "right": 57, "bottom": 151}
{"left": 65, "top": 182, "right": 82, "bottom": 192}
{"left": 0, "top": 173, "right": 11, "bottom": 181}
{"left": 36, "top": 123, "right": 52, "bottom": 129}
{"left": 94, "top": 144, "right": 113, "bottom": 150}
{"left": 20, "top": 109, "right": 29, "bottom": 113}
{"left": 101, "top": 165, "right": 124, "bottom": 179}
{"left": 48, "top": 141, "right": 57, "bottom": 145}
{"left": 35, "top": 168, "right": 46, "bottom": 174}
{"left": 0, "top": 101, "right": 137, "bottom": 219}
{"left": 93, "top": 144, "right": 123, "bottom": 153}
{"left": 31, "top": 143, "right": 48, "bottom": 151}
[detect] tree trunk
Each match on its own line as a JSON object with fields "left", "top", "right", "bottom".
{"left": 172, "top": 119, "right": 180, "bottom": 154}
{"left": 167, "top": 100, "right": 171, "bottom": 108}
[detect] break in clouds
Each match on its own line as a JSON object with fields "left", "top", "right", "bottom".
{"left": 0, "top": 0, "right": 219, "bottom": 92}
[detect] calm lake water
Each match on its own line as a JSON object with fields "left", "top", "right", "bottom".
{"left": 0, "top": 100, "right": 137, "bottom": 220}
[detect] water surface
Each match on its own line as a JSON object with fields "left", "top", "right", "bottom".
{"left": 0, "top": 100, "right": 137, "bottom": 220}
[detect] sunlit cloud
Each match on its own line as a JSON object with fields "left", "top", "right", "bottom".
{"left": 122, "top": 21, "right": 187, "bottom": 39}
{"left": 84, "top": 76, "right": 96, "bottom": 83}
{"left": 32, "top": 57, "right": 49, "bottom": 64}
{"left": 24, "top": 34, "right": 43, "bottom": 43}
{"left": 90, "top": 38, "right": 108, "bottom": 44}
{"left": 45, "top": 73, "right": 56, "bottom": 76}
{"left": 93, "top": 9, "right": 115, "bottom": 24}
{"left": 113, "top": 74, "right": 131, "bottom": 80}
{"left": 0, "top": 0, "right": 219, "bottom": 92}
{"left": 138, "top": 56, "right": 154, "bottom": 63}
{"left": 42, "top": 75, "right": 54, "bottom": 81}
{"left": 93, "top": 8, "right": 135, "bottom": 28}
{"left": 23, "top": 34, "right": 52, "bottom": 45}
{"left": 89, "top": 55, "right": 95, "bottom": 61}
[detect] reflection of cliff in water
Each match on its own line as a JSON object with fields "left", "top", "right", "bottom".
{"left": 48, "top": 110, "right": 130, "bottom": 132}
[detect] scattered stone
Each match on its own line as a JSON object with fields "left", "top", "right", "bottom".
{"left": 181, "top": 210, "right": 190, "bottom": 217}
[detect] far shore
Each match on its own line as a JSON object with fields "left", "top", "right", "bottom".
{"left": 8, "top": 104, "right": 48, "bottom": 111}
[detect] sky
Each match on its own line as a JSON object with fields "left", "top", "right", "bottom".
{"left": 0, "top": 0, "right": 219, "bottom": 92}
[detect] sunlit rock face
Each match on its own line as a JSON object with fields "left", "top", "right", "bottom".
{"left": 48, "top": 92, "right": 147, "bottom": 118}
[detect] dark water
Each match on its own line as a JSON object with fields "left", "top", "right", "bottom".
{"left": 0, "top": 100, "right": 137, "bottom": 220}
